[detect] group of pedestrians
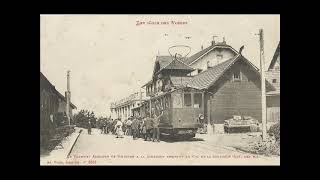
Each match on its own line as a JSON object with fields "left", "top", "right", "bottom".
{"left": 90, "top": 110, "right": 164, "bottom": 142}
{"left": 118, "top": 111, "right": 163, "bottom": 142}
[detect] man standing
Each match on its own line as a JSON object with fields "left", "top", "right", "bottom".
{"left": 138, "top": 117, "right": 144, "bottom": 138}
{"left": 152, "top": 111, "right": 163, "bottom": 142}
{"left": 131, "top": 117, "right": 139, "bottom": 140}
{"left": 103, "top": 119, "right": 107, "bottom": 134}
{"left": 144, "top": 114, "right": 153, "bottom": 141}
{"left": 87, "top": 120, "right": 92, "bottom": 135}
{"left": 126, "top": 117, "right": 133, "bottom": 136}
{"left": 141, "top": 117, "right": 147, "bottom": 140}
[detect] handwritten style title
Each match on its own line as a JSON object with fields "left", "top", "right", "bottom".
{"left": 136, "top": 20, "right": 188, "bottom": 26}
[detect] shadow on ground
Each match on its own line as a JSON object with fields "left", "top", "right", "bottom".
{"left": 160, "top": 136, "right": 205, "bottom": 143}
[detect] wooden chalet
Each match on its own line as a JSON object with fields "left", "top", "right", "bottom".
{"left": 142, "top": 55, "right": 196, "bottom": 116}
{"left": 143, "top": 55, "right": 194, "bottom": 97}
{"left": 266, "top": 42, "right": 280, "bottom": 122}
{"left": 183, "top": 39, "right": 238, "bottom": 76}
{"left": 187, "top": 54, "right": 275, "bottom": 124}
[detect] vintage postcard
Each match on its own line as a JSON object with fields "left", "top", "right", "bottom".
{"left": 40, "top": 14, "right": 280, "bottom": 165}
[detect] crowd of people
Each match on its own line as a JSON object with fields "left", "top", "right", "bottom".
{"left": 87, "top": 110, "right": 164, "bottom": 142}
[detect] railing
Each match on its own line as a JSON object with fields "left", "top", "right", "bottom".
{"left": 46, "top": 125, "right": 76, "bottom": 151}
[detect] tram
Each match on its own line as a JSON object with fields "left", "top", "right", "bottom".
{"left": 148, "top": 86, "right": 205, "bottom": 139}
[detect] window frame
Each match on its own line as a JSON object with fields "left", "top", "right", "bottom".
{"left": 183, "top": 93, "right": 192, "bottom": 108}
{"left": 193, "top": 93, "right": 202, "bottom": 108}
{"left": 233, "top": 69, "right": 241, "bottom": 81}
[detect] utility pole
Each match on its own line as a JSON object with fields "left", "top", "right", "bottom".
{"left": 66, "top": 70, "right": 71, "bottom": 126}
{"left": 256, "top": 29, "right": 267, "bottom": 141}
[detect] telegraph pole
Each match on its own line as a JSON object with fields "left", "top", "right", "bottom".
{"left": 257, "top": 29, "right": 267, "bottom": 141}
{"left": 66, "top": 70, "right": 71, "bottom": 126}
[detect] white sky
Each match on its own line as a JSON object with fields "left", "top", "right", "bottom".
{"left": 40, "top": 15, "right": 280, "bottom": 117}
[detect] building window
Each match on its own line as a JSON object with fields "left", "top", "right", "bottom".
{"left": 233, "top": 70, "right": 241, "bottom": 81}
{"left": 184, "top": 93, "right": 192, "bottom": 107}
{"left": 193, "top": 93, "right": 202, "bottom": 108}
{"left": 272, "top": 79, "right": 277, "bottom": 83}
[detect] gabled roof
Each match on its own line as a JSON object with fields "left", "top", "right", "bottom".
{"left": 187, "top": 56, "right": 239, "bottom": 89}
{"left": 153, "top": 55, "right": 194, "bottom": 76}
{"left": 184, "top": 43, "right": 238, "bottom": 65}
{"left": 143, "top": 56, "right": 194, "bottom": 88}
{"left": 268, "top": 42, "right": 280, "bottom": 70}
{"left": 187, "top": 55, "right": 275, "bottom": 91}
{"left": 40, "top": 72, "right": 77, "bottom": 109}
{"left": 156, "top": 56, "right": 173, "bottom": 69}
{"left": 163, "top": 58, "right": 194, "bottom": 71}
{"left": 170, "top": 76, "right": 193, "bottom": 87}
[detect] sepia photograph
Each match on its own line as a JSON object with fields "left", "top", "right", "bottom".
{"left": 40, "top": 14, "right": 280, "bottom": 165}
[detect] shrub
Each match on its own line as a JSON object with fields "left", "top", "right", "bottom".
{"left": 268, "top": 122, "right": 280, "bottom": 142}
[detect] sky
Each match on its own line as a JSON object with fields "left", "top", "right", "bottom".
{"left": 40, "top": 15, "right": 280, "bottom": 117}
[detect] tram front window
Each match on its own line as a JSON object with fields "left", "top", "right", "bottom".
{"left": 194, "top": 93, "right": 202, "bottom": 108}
{"left": 184, "top": 93, "right": 192, "bottom": 107}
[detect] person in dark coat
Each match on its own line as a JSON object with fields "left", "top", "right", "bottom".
{"left": 126, "top": 117, "right": 133, "bottom": 136}
{"left": 138, "top": 117, "right": 144, "bottom": 138}
{"left": 103, "top": 120, "right": 107, "bottom": 134}
{"left": 108, "top": 119, "right": 114, "bottom": 134}
{"left": 131, "top": 117, "right": 139, "bottom": 140}
{"left": 152, "top": 111, "right": 163, "bottom": 142}
{"left": 141, "top": 117, "right": 147, "bottom": 140}
{"left": 144, "top": 114, "right": 153, "bottom": 141}
{"left": 87, "top": 120, "right": 92, "bottom": 135}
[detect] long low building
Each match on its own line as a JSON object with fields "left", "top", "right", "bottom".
{"left": 40, "top": 72, "right": 77, "bottom": 147}
{"left": 110, "top": 91, "right": 148, "bottom": 120}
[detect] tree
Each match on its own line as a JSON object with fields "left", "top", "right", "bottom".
{"left": 73, "top": 109, "right": 98, "bottom": 128}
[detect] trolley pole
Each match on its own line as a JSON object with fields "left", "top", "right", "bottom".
{"left": 257, "top": 29, "right": 267, "bottom": 141}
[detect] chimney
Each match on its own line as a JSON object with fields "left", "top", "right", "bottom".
{"left": 207, "top": 61, "right": 211, "bottom": 69}
{"left": 222, "top": 37, "right": 226, "bottom": 44}
{"left": 212, "top": 35, "right": 217, "bottom": 46}
{"left": 201, "top": 45, "right": 203, "bottom": 50}
{"left": 67, "top": 70, "right": 70, "bottom": 93}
